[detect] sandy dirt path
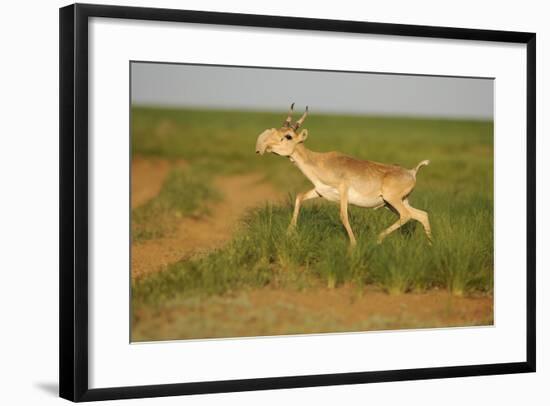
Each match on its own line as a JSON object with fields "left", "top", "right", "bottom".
{"left": 131, "top": 157, "right": 172, "bottom": 209}
{"left": 131, "top": 160, "right": 283, "bottom": 279}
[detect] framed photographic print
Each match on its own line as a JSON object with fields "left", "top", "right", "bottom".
{"left": 59, "top": 3, "right": 536, "bottom": 402}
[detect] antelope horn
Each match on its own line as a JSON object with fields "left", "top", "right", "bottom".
{"left": 293, "top": 106, "right": 308, "bottom": 129}
{"left": 283, "top": 102, "right": 295, "bottom": 128}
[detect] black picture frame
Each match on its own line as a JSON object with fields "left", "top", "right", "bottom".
{"left": 59, "top": 3, "right": 536, "bottom": 402}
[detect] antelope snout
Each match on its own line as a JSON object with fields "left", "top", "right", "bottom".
{"left": 255, "top": 129, "right": 273, "bottom": 156}
{"left": 255, "top": 145, "right": 267, "bottom": 155}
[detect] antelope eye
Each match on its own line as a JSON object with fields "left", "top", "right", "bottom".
{"left": 284, "top": 134, "right": 293, "bottom": 140}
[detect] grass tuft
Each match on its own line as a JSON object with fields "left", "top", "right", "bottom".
{"left": 133, "top": 195, "right": 493, "bottom": 308}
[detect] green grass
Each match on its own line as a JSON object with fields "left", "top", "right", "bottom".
{"left": 132, "top": 107, "right": 493, "bottom": 193}
{"left": 132, "top": 107, "right": 493, "bottom": 306}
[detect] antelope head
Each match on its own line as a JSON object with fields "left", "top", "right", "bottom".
{"left": 255, "top": 103, "right": 309, "bottom": 157}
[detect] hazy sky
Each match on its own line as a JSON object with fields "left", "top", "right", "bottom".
{"left": 131, "top": 62, "right": 493, "bottom": 119}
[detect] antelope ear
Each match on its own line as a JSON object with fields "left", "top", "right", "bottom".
{"left": 298, "top": 129, "right": 308, "bottom": 142}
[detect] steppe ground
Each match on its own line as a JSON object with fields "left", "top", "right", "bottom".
{"left": 131, "top": 108, "right": 494, "bottom": 341}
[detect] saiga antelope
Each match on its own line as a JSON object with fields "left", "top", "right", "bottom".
{"left": 255, "top": 104, "right": 432, "bottom": 245}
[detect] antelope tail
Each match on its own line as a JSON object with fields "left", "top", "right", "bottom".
{"left": 412, "top": 159, "right": 430, "bottom": 176}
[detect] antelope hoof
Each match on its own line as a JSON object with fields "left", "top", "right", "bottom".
{"left": 287, "top": 223, "right": 297, "bottom": 235}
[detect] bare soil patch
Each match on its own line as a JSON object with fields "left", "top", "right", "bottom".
{"left": 132, "top": 286, "right": 493, "bottom": 341}
{"left": 131, "top": 159, "right": 283, "bottom": 278}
